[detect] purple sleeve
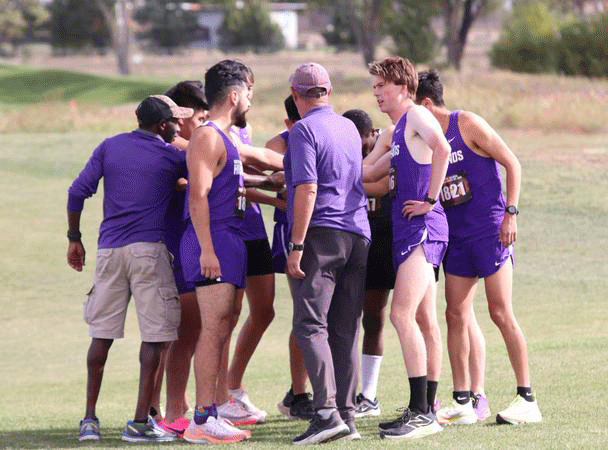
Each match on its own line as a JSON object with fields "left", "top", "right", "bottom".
{"left": 67, "top": 142, "right": 105, "bottom": 212}
{"left": 289, "top": 124, "right": 317, "bottom": 186}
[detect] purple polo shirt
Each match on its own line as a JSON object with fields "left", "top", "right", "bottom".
{"left": 67, "top": 130, "right": 187, "bottom": 249}
{"left": 285, "top": 105, "right": 370, "bottom": 240}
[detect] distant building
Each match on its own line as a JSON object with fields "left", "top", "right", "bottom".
{"left": 184, "top": 2, "right": 306, "bottom": 50}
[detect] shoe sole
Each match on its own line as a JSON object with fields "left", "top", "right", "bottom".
{"left": 183, "top": 432, "right": 247, "bottom": 444}
{"left": 475, "top": 410, "right": 492, "bottom": 421}
{"left": 496, "top": 413, "right": 542, "bottom": 425}
{"left": 354, "top": 408, "right": 381, "bottom": 418}
{"left": 380, "top": 422, "right": 443, "bottom": 440}
{"left": 293, "top": 424, "right": 350, "bottom": 445}
{"left": 437, "top": 414, "right": 478, "bottom": 426}
{"left": 121, "top": 435, "right": 176, "bottom": 443}
{"left": 78, "top": 435, "right": 100, "bottom": 441}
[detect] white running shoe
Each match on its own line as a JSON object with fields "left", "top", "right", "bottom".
{"left": 217, "top": 399, "right": 260, "bottom": 426}
{"left": 496, "top": 395, "right": 542, "bottom": 425}
{"left": 436, "top": 400, "right": 478, "bottom": 426}
{"left": 228, "top": 388, "right": 268, "bottom": 423}
{"left": 182, "top": 416, "right": 248, "bottom": 444}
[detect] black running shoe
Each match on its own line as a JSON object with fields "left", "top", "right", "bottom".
{"left": 355, "top": 393, "right": 381, "bottom": 417}
{"left": 292, "top": 410, "right": 349, "bottom": 445}
{"left": 379, "top": 408, "right": 442, "bottom": 440}
{"left": 277, "top": 387, "right": 295, "bottom": 417}
{"left": 290, "top": 393, "right": 315, "bottom": 421}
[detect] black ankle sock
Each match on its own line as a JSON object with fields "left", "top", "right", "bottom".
{"left": 517, "top": 386, "right": 534, "bottom": 402}
{"left": 427, "top": 381, "right": 438, "bottom": 409}
{"left": 149, "top": 406, "right": 158, "bottom": 417}
{"left": 408, "top": 376, "right": 428, "bottom": 413}
{"left": 453, "top": 390, "right": 471, "bottom": 405}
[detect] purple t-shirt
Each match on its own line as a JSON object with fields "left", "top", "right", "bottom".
{"left": 285, "top": 105, "right": 370, "bottom": 240}
{"left": 67, "top": 130, "right": 187, "bottom": 249}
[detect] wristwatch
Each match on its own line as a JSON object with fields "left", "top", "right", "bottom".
{"left": 67, "top": 230, "right": 82, "bottom": 242}
{"left": 288, "top": 242, "right": 304, "bottom": 252}
{"left": 506, "top": 205, "right": 519, "bottom": 215}
{"left": 424, "top": 194, "right": 437, "bottom": 205}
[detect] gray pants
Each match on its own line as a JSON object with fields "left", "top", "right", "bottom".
{"left": 289, "top": 227, "right": 370, "bottom": 422}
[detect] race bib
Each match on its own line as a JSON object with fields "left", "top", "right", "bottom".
{"left": 235, "top": 186, "right": 246, "bottom": 219}
{"left": 439, "top": 172, "right": 472, "bottom": 208}
{"left": 367, "top": 197, "right": 382, "bottom": 213}
{"left": 389, "top": 166, "right": 397, "bottom": 198}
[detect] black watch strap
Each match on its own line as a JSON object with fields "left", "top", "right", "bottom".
{"left": 289, "top": 242, "right": 304, "bottom": 252}
{"left": 506, "top": 205, "right": 519, "bottom": 215}
{"left": 424, "top": 194, "right": 437, "bottom": 205}
{"left": 67, "top": 230, "right": 82, "bottom": 242}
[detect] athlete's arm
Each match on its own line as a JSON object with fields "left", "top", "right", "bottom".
{"left": 265, "top": 134, "right": 288, "bottom": 155}
{"left": 187, "top": 126, "right": 224, "bottom": 280}
{"left": 403, "top": 106, "right": 451, "bottom": 219}
{"left": 172, "top": 134, "right": 189, "bottom": 151}
{"left": 236, "top": 141, "right": 284, "bottom": 171}
{"left": 364, "top": 176, "right": 390, "bottom": 197}
{"left": 362, "top": 151, "right": 391, "bottom": 183}
{"left": 363, "top": 126, "right": 394, "bottom": 166}
{"left": 245, "top": 188, "right": 285, "bottom": 210}
{"left": 67, "top": 210, "right": 85, "bottom": 272}
{"left": 463, "top": 112, "right": 521, "bottom": 247}
{"left": 287, "top": 183, "right": 317, "bottom": 279}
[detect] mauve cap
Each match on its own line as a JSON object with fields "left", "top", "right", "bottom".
{"left": 290, "top": 63, "right": 332, "bottom": 96}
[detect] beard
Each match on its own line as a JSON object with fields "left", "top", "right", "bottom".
{"left": 161, "top": 128, "right": 176, "bottom": 143}
{"left": 234, "top": 109, "right": 248, "bottom": 129}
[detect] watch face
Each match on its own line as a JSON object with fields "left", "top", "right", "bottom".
{"left": 506, "top": 206, "right": 518, "bottom": 215}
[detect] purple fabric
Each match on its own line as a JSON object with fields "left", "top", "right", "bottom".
{"left": 285, "top": 105, "right": 370, "bottom": 240}
{"left": 390, "top": 111, "right": 448, "bottom": 247}
{"left": 443, "top": 111, "right": 506, "bottom": 243}
{"left": 183, "top": 122, "right": 244, "bottom": 230}
{"left": 273, "top": 130, "right": 289, "bottom": 225}
{"left": 444, "top": 233, "right": 513, "bottom": 278}
{"left": 235, "top": 126, "right": 268, "bottom": 241}
{"left": 67, "top": 130, "right": 187, "bottom": 249}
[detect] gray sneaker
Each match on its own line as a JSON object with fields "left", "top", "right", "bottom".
{"left": 121, "top": 420, "right": 176, "bottom": 442}
{"left": 355, "top": 393, "right": 381, "bottom": 417}
{"left": 342, "top": 419, "right": 362, "bottom": 441}
{"left": 292, "top": 410, "right": 349, "bottom": 445}
{"left": 78, "top": 417, "right": 100, "bottom": 441}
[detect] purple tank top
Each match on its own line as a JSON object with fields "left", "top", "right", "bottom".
{"left": 442, "top": 111, "right": 505, "bottom": 242}
{"left": 273, "top": 130, "right": 289, "bottom": 224}
{"left": 235, "top": 127, "right": 268, "bottom": 241}
{"left": 184, "top": 121, "right": 244, "bottom": 231}
{"left": 390, "top": 111, "right": 448, "bottom": 244}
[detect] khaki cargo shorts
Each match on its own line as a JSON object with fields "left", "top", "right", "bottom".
{"left": 83, "top": 242, "right": 180, "bottom": 342}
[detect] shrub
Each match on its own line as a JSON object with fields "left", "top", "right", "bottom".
{"left": 557, "top": 13, "right": 608, "bottom": 77}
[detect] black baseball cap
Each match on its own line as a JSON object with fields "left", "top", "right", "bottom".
{"left": 136, "top": 95, "right": 194, "bottom": 126}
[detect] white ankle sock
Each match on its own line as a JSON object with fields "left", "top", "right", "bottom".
{"left": 361, "top": 354, "right": 383, "bottom": 400}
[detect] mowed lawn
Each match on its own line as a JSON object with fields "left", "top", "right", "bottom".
{"left": 1, "top": 59, "right": 607, "bottom": 448}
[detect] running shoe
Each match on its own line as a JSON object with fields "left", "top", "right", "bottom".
{"left": 121, "top": 420, "right": 176, "bottom": 442}
{"left": 78, "top": 417, "right": 100, "bottom": 441}
{"left": 436, "top": 400, "right": 478, "bottom": 426}
{"left": 432, "top": 399, "right": 441, "bottom": 414}
{"left": 292, "top": 410, "right": 349, "bottom": 445}
{"left": 217, "top": 399, "right": 260, "bottom": 426}
{"left": 355, "top": 393, "right": 381, "bottom": 417}
{"left": 471, "top": 392, "right": 491, "bottom": 421}
{"left": 379, "top": 408, "right": 442, "bottom": 439}
{"left": 183, "top": 416, "right": 249, "bottom": 444}
{"left": 496, "top": 395, "right": 542, "bottom": 425}
{"left": 289, "top": 393, "right": 315, "bottom": 420}
{"left": 228, "top": 387, "right": 267, "bottom": 423}
{"left": 342, "top": 419, "right": 362, "bottom": 441}
{"left": 157, "top": 417, "right": 190, "bottom": 438}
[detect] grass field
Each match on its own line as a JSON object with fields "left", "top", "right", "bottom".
{"left": 1, "top": 55, "right": 607, "bottom": 448}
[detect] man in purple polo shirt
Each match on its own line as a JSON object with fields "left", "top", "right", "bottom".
{"left": 285, "top": 63, "right": 371, "bottom": 445}
{"left": 67, "top": 95, "right": 192, "bottom": 443}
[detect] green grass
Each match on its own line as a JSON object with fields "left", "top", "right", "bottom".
{"left": 0, "top": 64, "right": 169, "bottom": 105}
{"left": 1, "top": 128, "right": 607, "bottom": 448}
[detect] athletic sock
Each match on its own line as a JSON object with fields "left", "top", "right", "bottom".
{"left": 517, "top": 386, "right": 535, "bottom": 402}
{"left": 408, "top": 376, "right": 428, "bottom": 414}
{"left": 194, "top": 404, "right": 217, "bottom": 425}
{"left": 361, "top": 354, "right": 383, "bottom": 400}
{"left": 149, "top": 406, "right": 158, "bottom": 417}
{"left": 427, "top": 380, "right": 438, "bottom": 408}
{"left": 453, "top": 390, "right": 471, "bottom": 405}
{"left": 317, "top": 408, "right": 333, "bottom": 420}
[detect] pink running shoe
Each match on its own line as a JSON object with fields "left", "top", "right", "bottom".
{"left": 472, "top": 393, "right": 491, "bottom": 421}
{"left": 158, "top": 417, "right": 190, "bottom": 438}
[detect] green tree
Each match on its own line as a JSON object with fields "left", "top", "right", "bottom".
{"left": 48, "top": 0, "right": 110, "bottom": 53}
{"left": 219, "top": 0, "right": 284, "bottom": 52}
{"left": 134, "top": 0, "right": 198, "bottom": 54}
{"left": 0, "top": 0, "right": 49, "bottom": 55}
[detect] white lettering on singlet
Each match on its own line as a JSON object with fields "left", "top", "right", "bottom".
{"left": 390, "top": 143, "right": 400, "bottom": 158}
{"left": 448, "top": 150, "right": 464, "bottom": 164}
{"left": 233, "top": 160, "right": 243, "bottom": 175}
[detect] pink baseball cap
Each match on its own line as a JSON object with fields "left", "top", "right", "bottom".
{"left": 290, "top": 63, "right": 332, "bottom": 96}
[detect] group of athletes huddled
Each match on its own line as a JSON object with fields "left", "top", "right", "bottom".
{"left": 67, "top": 56, "right": 541, "bottom": 445}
